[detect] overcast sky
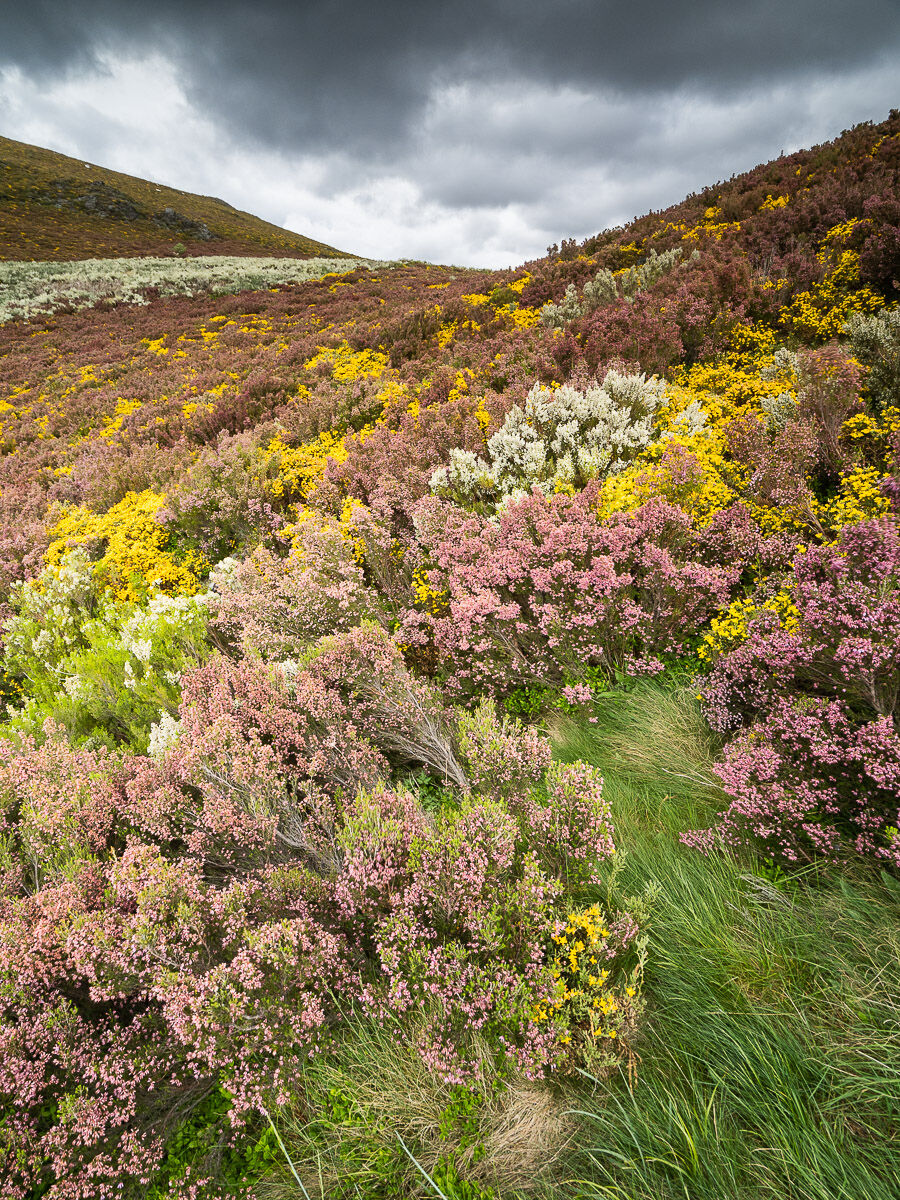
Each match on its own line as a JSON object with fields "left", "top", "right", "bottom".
{"left": 0, "top": 1, "right": 898, "bottom": 266}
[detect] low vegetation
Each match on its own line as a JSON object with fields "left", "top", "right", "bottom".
{"left": 0, "top": 111, "right": 898, "bottom": 1197}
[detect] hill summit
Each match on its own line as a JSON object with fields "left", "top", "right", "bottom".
{"left": 0, "top": 133, "right": 352, "bottom": 260}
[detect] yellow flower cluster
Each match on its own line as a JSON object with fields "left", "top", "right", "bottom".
{"left": 820, "top": 465, "right": 892, "bottom": 529}
{"left": 699, "top": 590, "right": 801, "bottom": 661}
{"left": 262, "top": 431, "right": 352, "bottom": 503}
{"left": 842, "top": 406, "right": 900, "bottom": 453}
{"left": 96, "top": 397, "right": 144, "bottom": 442}
{"left": 503, "top": 305, "right": 542, "bottom": 330}
{"left": 781, "top": 222, "right": 885, "bottom": 342}
{"left": 46, "top": 490, "right": 199, "bottom": 601}
{"left": 304, "top": 341, "right": 389, "bottom": 382}
{"left": 535, "top": 904, "right": 641, "bottom": 1058}
{"left": 682, "top": 205, "right": 742, "bottom": 242}
{"left": 412, "top": 566, "right": 449, "bottom": 616}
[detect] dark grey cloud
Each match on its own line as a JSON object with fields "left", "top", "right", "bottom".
{"left": 0, "top": 1, "right": 898, "bottom": 263}
{"left": 2, "top": 0, "right": 899, "bottom": 158}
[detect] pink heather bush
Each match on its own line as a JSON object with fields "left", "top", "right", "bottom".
{"left": 509, "top": 759, "right": 616, "bottom": 877}
{"left": 695, "top": 518, "right": 900, "bottom": 865}
{"left": 213, "top": 515, "right": 384, "bottom": 659}
{"left": 318, "top": 393, "right": 491, "bottom": 536}
{"left": 299, "top": 621, "right": 468, "bottom": 789}
{"left": 0, "top": 661, "right": 634, "bottom": 1195}
{"left": 177, "top": 653, "right": 388, "bottom": 803}
{"left": 456, "top": 697, "right": 553, "bottom": 801}
{"left": 335, "top": 786, "right": 566, "bottom": 1083}
{"left": 411, "top": 490, "right": 737, "bottom": 699}
{"left": 703, "top": 519, "right": 900, "bottom": 731}
{"left": 696, "top": 696, "right": 900, "bottom": 865}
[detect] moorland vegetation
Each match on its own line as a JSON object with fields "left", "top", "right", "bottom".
{"left": 0, "top": 112, "right": 898, "bottom": 1199}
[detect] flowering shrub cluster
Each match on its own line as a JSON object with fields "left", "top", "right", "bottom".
{"left": 540, "top": 246, "right": 694, "bottom": 328}
{"left": 0, "top": 658, "right": 637, "bottom": 1196}
{"left": 693, "top": 519, "right": 900, "bottom": 864}
{"left": 0, "top": 110, "right": 899, "bottom": 1196}
{"left": 430, "top": 367, "right": 666, "bottom": 507}
{"left": 409, "top": 491, "right": 739, "bottom": 699}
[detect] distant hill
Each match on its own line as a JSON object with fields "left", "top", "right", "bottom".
{"left": 0, "top": 134, "right": 352, "bottom": 261}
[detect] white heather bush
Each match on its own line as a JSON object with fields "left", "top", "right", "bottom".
{"left": 0, "top": 255, "right": 391, "bottom": 323}
{"left": 541, "top": 247, "right": 695, "bottom": 327}
{"left": 759, "top": 391, "right": 800, "bottom": 431}
{"left": 1, "top": 553, "right": 210, "bottom": 749}
{"left": 845, "top": 307, "right": 900, "bottom": 409}
{"left": 431, "top": 367, "right": 668, "bottom": 507}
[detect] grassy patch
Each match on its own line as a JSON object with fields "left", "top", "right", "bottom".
{"left": 260, "top": 1015, "right": 575, "bottom": 1199}
{"left": 550, "top": 680, "right": 900, "bottom": 1200}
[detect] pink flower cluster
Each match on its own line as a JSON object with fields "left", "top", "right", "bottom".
{"left": 695, "top": 518, "right": 900, "bottom": 865}
{"left": 410, "top": 490, "right": 738, "bottom": 699}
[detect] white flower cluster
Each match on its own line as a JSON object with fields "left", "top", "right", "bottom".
{"left": 540, "top": 247, "right": 695, "bottom": 328}
{"left": 760, "top": 347, "right": 800, "bottom": 382}
{"left": 0, "top": 255, "right": 392, "bottom": 324}
{"left": 148, "top": 712, "right": 182, "bottom": 759}
{"left": 431, "top": 367, "right": 667, "bottom": 507}
{"left": 845, "top": 308, "right": 900, "bottom": 410}
{"left": 2, "top": 550, "right": 103, "bottom": 678}
{"left": 759, "top": 391, "right": 800, "bottom": 432}
{"left": 120, "top": 592, "right": 209, "bottom": 663}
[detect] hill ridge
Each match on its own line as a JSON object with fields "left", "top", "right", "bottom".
{"left": 0, "top": 132, "right": 352, "bottom": 261}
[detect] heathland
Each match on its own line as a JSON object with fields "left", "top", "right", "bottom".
{"left": 0, "top": 111, "right": 898, "bottom": 1199}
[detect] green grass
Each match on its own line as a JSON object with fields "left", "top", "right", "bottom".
{"left": 551, "top": 680, "right": 900, "bottom": 1200}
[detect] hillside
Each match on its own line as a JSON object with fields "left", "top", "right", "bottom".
{"left": 0, "top": 133, "right": 352, "bottom": 260}
{"left": 0, "top": 112, "right": 898, "bottom": 1200}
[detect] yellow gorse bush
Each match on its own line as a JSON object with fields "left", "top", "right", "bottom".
{"left": 533, "top": 904, "right": 643, "bottom": 1062}
{"left": 46, "top": 490, "right": 199, "bottom": 600}
{"left": 262, "top": 432, "right": 350, "bottom": 503}
{"left": 304, "top": 340, "right": 389, "bottom": 382}
{"left": 699, "top": 590, "right": 801, "bottom": 661}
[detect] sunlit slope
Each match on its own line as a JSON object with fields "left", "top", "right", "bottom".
{"left": 0, "top": 133, "right": 352, "bottom": 261}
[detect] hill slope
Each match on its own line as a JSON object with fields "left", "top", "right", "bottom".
{"left": 0, "top": 113, "right": 898, "bottom": 1199}
{"left": 0, "top": 133, "right": 352, "bottom": 260}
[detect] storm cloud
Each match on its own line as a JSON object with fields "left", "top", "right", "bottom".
{"left": 1, "top": 0, "right": 898, "bottom": 264}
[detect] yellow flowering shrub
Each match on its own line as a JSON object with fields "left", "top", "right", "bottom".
{"left": 841, "top": 406, "right": 900, "bottom": 460}
{"left": 46, "top": 491, "right": 198, "bottom": 600}
{"left": 412, "top": 566, "right": 449, "bottom": 616}
{"left": 682, "top": 205, "right": 741, "bottom": 242}
{"left": 262, "top": 431, "right": 352, "bottom": 503}
{"left": 304, "top": 341, "right": 389, "bottom": 382}
{"left": 781, "top": 222, "right": 885, "bottom": 342}
{"left": 699, "top": 590, "right": 801, "bottom": 661}
{"left": 819, "top": 465, "right": 892, "bottom": 529}
{"left": 503, "top": 305, "right": 542, "bottom": 330}
{"left": 537, "top": 904, "right": 643, "bottom": 1063}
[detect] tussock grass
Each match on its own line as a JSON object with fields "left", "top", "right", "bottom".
{"left": 259, "top": 1015, "right": 574, "bottom": 1198}
{"left": 552, "top": 679, "right": 900, "bottom": 1200}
